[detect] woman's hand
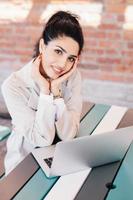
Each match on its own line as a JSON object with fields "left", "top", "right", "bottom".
{"left": 32, "top": 56, "right": 50, "bottom": 94}
{"left": 51, "top": 59, "right": 78, "bottom": 97}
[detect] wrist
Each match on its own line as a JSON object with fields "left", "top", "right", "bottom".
{"left": 52, "top": 89, "right": 62, "bottom": 99}
{"left": 40, "top": 87, "right": 50, "bottom": 95}
{"left": 51, "top": 82, "right": 62, "bottom": 98}
{"left": 39, "top": 82, "right": 50, "bottom": 95}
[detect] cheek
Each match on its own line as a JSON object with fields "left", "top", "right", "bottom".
{"left": 42, "top": 52, "right": 56, "bottom": 66}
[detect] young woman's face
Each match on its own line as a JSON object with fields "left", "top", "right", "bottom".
{"left": 39, "top": 36, "right": 79, "bottom": 80}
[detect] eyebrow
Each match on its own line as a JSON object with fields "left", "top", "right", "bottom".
{"left": 56, "top": 45, "right": 78, "bottom": 58}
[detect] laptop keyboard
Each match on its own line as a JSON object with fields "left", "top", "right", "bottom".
{"left": 44, "top": 157, "right": 53, "bottom": 168}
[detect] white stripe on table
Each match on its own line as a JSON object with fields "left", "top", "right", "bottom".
{"left": 94, "top": 106, "right": 128, "bottom": 134}
{"left": 44, "top": 106, "right": 127, "bottom": 200}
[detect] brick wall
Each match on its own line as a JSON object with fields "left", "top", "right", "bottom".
{"left": 80, "top": 0, "right": 133, "bottom": 83}
{"left": 0, "top": 0, "right": 133, "bottom": 83}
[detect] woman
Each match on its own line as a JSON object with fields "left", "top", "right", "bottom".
{"left": 2, "top": 11, "right": 84, "bottom": 175}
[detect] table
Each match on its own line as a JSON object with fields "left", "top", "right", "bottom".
{"left": 0, "top": 102, "right": 133, "bottom": 200}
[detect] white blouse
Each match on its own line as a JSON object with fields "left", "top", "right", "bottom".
{"left": 1, "top": 60, "right": 82, "bottom": 175}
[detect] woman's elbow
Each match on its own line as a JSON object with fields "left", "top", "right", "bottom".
{"left": 47, "top": 136, "right": 54, "bottom": 145}
{"left": 59, "top": 129, "right": 77, "bottom": 141}
{"left": 30, "top": 132, "right": 55, "bottom": 147}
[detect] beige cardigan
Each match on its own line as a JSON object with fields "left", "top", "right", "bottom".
{"left": 1, "top": 60, "right": 82, "bottom": 175}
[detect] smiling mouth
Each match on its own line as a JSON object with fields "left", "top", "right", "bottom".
{"left": 52, "top": 66, "right": 64, "bottom": 75}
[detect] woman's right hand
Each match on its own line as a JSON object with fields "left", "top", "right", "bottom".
{"left": 32, "top": 56, "right": 50, "bottom": 94}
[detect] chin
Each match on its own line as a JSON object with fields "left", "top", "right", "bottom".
{"left": 48, "top": 73, "right": 59, "bottom": 80}
{"left": 52, "top": 75, "right": 59, "bottom": 80}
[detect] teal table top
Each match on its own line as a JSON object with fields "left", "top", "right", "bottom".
{"left": 0, "top": 125, "right": 10, "bottom": 141}
{"left": 106, "top": 142, "right": 133, "bottom": 200}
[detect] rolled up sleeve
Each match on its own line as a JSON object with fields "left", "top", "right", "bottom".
{"left": 1, "top": 79, "right": 56, "bottom": 147}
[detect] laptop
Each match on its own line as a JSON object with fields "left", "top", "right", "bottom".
{"left": 32, "top": 126, "right": 133, "bottom": 178}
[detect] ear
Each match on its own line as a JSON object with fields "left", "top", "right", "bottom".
{"left": 39, "top": 38, "right": 45, "bottom": 54}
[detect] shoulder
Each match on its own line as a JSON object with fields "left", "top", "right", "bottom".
{"left": 1, "top": 60, "right": 33, "bottom": 92}
{"left": 1, "top": 73, "right": 17, "bottom": 93}
{"left": 1, "top": 60, "right": 33, "bottom": 96}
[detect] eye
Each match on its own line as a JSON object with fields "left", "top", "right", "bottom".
{"left": 68, "top": 57, "right": 75, "bottom": 63}
{"left": 55, "top": 49, "right": 62, "bottom": 55}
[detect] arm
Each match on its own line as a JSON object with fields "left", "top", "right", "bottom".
{"left": 1, "top": 76, "right": 56, "bottom": 148}
{"left": 54, "top": 70, "right": 82, "bottom": 140}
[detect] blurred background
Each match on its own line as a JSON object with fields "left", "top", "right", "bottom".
{"left": 0, "top": 0, "right": 133, "bottom": 117}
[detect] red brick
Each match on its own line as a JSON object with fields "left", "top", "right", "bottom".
{"left": 106, "top": 32, "right": 122, "bottom": 40}
{"left": 13, "top": 49, "right": 32, "bottom": 56}
{"left": 106, "top": 4, "right": 126, "bottom": 14}
{"left": 108, "top": 0, "right": 126, "bottom": 3}
{"left": 98, "top": 57, "right": 122, "bottom": 65}
{"left": 127, "top": 42, "right": 133, "bottom": 49}
{"left": 115, "top": 65, "right": 129, "bottom": 72}
{"left": 122, "top": 50, "right": 133, "bottom": 57}
{"left": 100, "top": 65, "right": 113, "bottom": 72}
{"left": 124, "top": 31, "right": 133, "bottom": 40}
{"left": 99, "top": 23, "right": 118, "bottom": 30}
{"left": 125, "top": 74, "right": 133, "bottom": 83}
{"left": 84, "top": 40, "right": 98, "bottom": 48}
{"left": 83, "top": 48, "right": 104, "bottom": 55}
{"left": 123, "top": 58, "right": 133, "bottom": 65}
{"left": 105, "top": 49, "right": 118, "bottom": 55}
{"left": 99, "top": 41, "right": 121, "bottom": 49}
{"left": 85, "top": 31, "right": 106, "bottom": 39}
{"left": 117, "top": 14, "right": 125, "bottom": 22}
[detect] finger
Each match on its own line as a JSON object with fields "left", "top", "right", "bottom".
{"left": 58, "top": 59, "right": 78, "bottom": 83}
{"left": 65, "top": 58, "right": 78, "bottom": 76}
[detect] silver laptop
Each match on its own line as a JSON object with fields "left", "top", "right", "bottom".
{"left": 32, "top": 126, "right": 133, "bottom": 178}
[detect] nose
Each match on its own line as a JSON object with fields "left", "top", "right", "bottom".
{"left": 57, "top": 56, "right": 67, "bottom": 70}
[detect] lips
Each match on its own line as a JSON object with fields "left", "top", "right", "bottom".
{"left": 52, "top": 66, "right": 64, "bottom": 75}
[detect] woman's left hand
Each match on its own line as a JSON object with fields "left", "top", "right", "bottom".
{"left": 51, "top": 59, "right": 78, "bottom": 96}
